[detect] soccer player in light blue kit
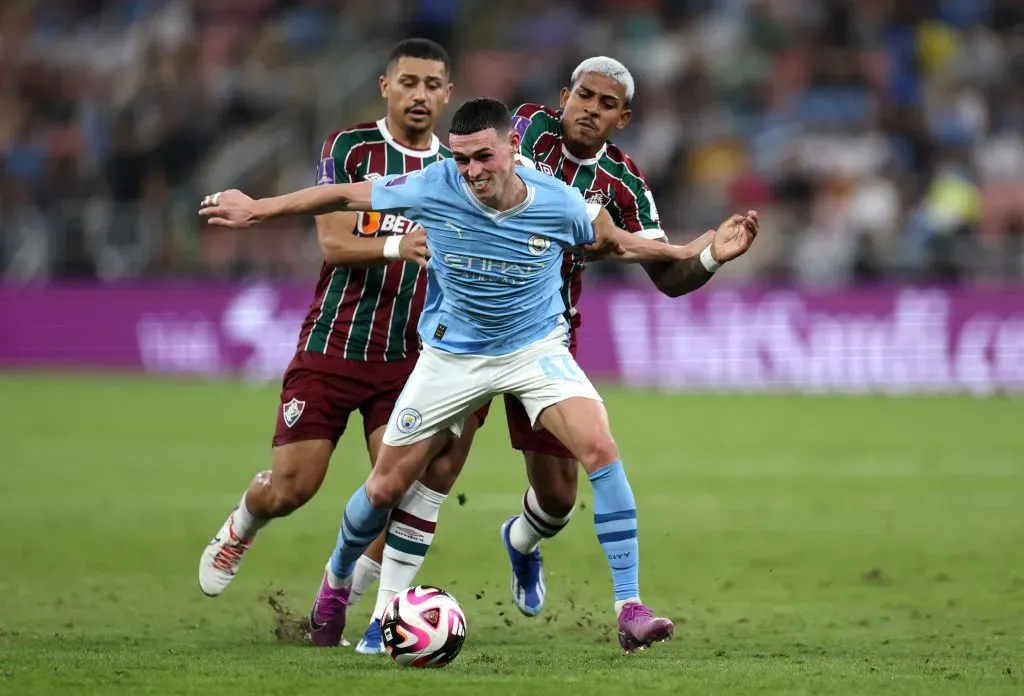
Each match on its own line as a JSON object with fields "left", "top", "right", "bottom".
{"left": 200, "top": 98, "right": 759, "bottom": 652}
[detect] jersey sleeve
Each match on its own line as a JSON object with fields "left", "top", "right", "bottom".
{"left": 565, "top": 186, "right": 596, "bottom": 247}
{"left": 369, "top": 165, "right": 435, "bottom": 216}
{"left": 616, "top": 163, "right": 666, "bottom": 240}
{"left": 512, "top": 104, "right": 560, "bottom": 162}
{"left": 315, "top": 130, "right": 358, "bottom": 186}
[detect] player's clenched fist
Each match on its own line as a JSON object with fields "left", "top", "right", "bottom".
{"left": 199, "top": 190, "right": 261, "bottom": 229}
{"left": 399, "top": 229, "right": 431, "bottom": 268}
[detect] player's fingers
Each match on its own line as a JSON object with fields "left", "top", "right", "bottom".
{"left": 205, "top": 217, "right": 236, "bottom": 228}
{"left": 199, "top": 205, "right": 227, "bottom": 218}
{"left": 200, "top": 192, "right": 222, "bottom": 208}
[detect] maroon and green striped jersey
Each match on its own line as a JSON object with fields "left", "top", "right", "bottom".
{"left": 298, "top": 118, "right": 450, "bottom": 361}
{"left": 512, "top": 103, "right": 665, "bottom": 339}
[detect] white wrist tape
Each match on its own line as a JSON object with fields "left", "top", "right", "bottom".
{"left": 699, "top": 245, "right": 721, "bottom": 273}
{"left": 383, "top": 235, "right": 402, "bottom": 260}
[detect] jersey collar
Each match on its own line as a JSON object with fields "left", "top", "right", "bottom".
{"left": 561, "top": 142, "right": 606, "bottom": 166}
{"left": 461, "top": 179, "right": 537, "bottom": 223}
{"left": 376, "top": 118, "right": 440, "bottom": 158}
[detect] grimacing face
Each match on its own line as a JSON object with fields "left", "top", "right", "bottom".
{"left": 449, "top": 127, "right": 521, "bottom": 204}
{"left": 380, "top": 57, "right": 452, "bottom": 133}
{"left": 559, "top": 71, "right": 632, "bottom": 151}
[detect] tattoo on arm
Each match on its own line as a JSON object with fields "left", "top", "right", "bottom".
{"left": 641, "top": 235, "right": 714, "bottom": 297}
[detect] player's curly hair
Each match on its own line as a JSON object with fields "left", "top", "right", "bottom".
{"left": 449, "top": 98, "right": 513, "bottom": 136}
{"left": 387, "top": 38, "right": 451, "bottom": 74}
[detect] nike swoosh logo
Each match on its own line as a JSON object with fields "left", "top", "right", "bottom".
{"left": 308, "top": 611, "right": 324, "bottom": 631}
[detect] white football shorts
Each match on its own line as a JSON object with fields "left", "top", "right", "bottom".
{"left": 382, "top": 324, "right": 603, "bottom": 447}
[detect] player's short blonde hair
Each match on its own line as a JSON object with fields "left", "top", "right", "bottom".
{"left": 570, "top": 57, "right": 635, "bottom": 104}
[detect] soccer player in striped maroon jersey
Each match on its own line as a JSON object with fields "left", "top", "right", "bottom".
{"left": 198, "top": 39, "right": 489, "bottom": 649}
{"left": 362, "top": 56, "right": 758, "bottom": 630}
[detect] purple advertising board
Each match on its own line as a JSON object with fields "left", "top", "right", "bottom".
{"left": 2, "top": 283, "right": 1023, "bottom": 394}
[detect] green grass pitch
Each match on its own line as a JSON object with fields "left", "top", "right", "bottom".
{"left": 1, "top": 372, "right": 1021, "bottom": 695}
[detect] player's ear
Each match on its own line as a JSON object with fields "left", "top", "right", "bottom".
{"left": 617, "top": 107, "right": 632, "bottom": 130}
{"left": 443, "top": 80, "right": 454, "bottom": 106}
{"left": 559, "top": 87, "right": 571, "bottom": 109}
{"left": 508, "top": 129, "right": 521, "bottom": 154}
{"left": 378, "top": 75, "right": 388, "bottom": 99}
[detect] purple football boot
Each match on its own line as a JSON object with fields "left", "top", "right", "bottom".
{"left": 308, "top": 568, "right": 351, "bottom": 647}
{"left": 617, "top": 601, "right": 674, "bottom": 653}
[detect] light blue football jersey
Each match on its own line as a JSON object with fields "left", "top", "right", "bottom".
{"left": 369, "top": 158, "right": 595, "bottom": 356}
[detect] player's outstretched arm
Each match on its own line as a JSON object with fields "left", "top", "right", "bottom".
{"left": 641, "top": 211, "right": 760, "bottom": 298}
{"left": 199, "top": 182, "right": 376, "bottom": 229}
{"left": 584, "top": 208, "right": 694, "bottom": 264}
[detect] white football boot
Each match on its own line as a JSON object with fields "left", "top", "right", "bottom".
{"left": 199, "top": 508, "right": 253, "bottom": 597}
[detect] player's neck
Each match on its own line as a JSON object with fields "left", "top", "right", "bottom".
{"left": 384, "top": 115, "right": 434, "bottom": 151}
{"left": 562, "top": 133, "right": 604, "bottom": 161}
{"left": 494, "top": 173, "right": 528, "bottom": 212}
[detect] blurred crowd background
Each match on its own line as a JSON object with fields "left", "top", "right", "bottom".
{"left": 2, "top": 0, "right": 1023, "bottom": 286}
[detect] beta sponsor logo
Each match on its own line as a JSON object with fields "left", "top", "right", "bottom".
{"left": 357, "top": 211, "right": 419, "bottom": 236}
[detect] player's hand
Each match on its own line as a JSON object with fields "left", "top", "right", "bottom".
{"left": 399, "top": 229, "right": 431, "bottom": 268}
{"left": 710, "top": 210, "right": 759, "bottom": 263}
{"left": 199, "top": 190, "right": 262, "bottom": 229}
{"left": 582, "top": 234, "right": 626, "bottom": 260}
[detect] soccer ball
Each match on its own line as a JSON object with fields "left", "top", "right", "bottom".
{"left": 380, "top": 585, "right": 467, "bottom": 668}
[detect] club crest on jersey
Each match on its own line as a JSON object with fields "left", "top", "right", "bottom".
{"left": 584, "top": 188, "right": 610, "bottom": 207}
{"left": 358, "top": 211, "right": 419, "bottom": 237}
{"left": 282, "top": 398, "right": 305, "bottom": 428}
{"left": 396, "top": 408, "right": 422, "bottom": 433}
{"left": 527, "top": 235, "right": 551, "bottom": 255}
{"left": 316, "top": 158, "right": 334, "bottom": 186}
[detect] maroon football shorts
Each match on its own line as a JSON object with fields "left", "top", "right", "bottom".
{"left": 273, "top": 351, "right": 489, "bottom": 448}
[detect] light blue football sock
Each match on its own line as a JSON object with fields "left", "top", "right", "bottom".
{"left": 328, "top": 484, "right": 390, "bottom": 581}
{"left": 588, "top": 460, "right": 640, "bottom": 601}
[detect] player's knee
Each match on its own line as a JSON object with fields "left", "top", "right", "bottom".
{"left": 577, "top": 432, "right": 619, "bottom": 472}
{"left": 364, "top": 472, "right": 408, "bottom": 509}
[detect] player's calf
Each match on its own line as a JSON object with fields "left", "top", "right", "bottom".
{"left": 507, "top": 451, "right": 577, "bottom": 552}
{"left": 502, "top": 478, "right": 576, "bottom": 617}
{"left": 199, "top": 440, "right": 332, "bottom": 597}
{"left": 245, "top": 440, "right": 334, "bottom": 518}
{"left": 326, "top": 434, "right": 449, "bottom": 588}
{"left": 537, "top": 397, "right": 671, "bottom": 650}
{"left": 353, "top": 415, "right": 482, "bottom": 653}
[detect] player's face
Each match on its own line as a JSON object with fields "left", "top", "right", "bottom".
{"left": 380, "top": 57, "right": 452, "bottom": 132}
{"left": 559, "top": 72, "right": 632, "bottom": 151}
{"left": 450, "top": 128, "right": 520, "bottom": 203}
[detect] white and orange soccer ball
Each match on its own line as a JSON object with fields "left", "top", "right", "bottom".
{"left": 380, "top": 585, "right": 467, "bottom": 668}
